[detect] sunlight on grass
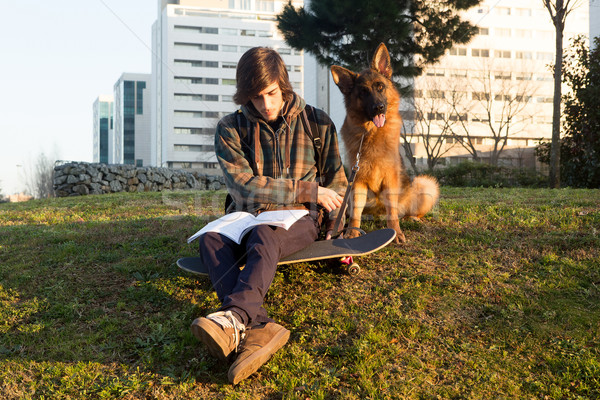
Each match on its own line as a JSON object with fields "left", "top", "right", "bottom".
{"left": 0, "top": 188, "right": 599, "bottom": 398}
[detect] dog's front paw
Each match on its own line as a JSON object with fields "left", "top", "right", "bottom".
{"left": 393, "top": 229, "right": 406, "bottom": 244}
{"left": 388, "top": 220, "right": 406, "bottom": 244}
{"left": 345, "top": 228, "right": 362, "bottom": 239}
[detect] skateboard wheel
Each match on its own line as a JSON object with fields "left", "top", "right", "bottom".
{"left": 347, "top": 263, "right": 361, "bottom": 276}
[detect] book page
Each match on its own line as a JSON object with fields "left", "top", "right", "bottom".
{"left": 187, "top": 212, "right": 255, "bottom": 243}
{"left": 187, "top": 209, "right": 309, "bottom": 244}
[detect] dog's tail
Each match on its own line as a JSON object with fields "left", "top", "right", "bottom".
{"left": 401, "top": 175, "right": 440, "bottom": 220}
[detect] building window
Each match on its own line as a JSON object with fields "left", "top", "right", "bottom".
{"left": 495, "top": 28, "right": 511, "bottom": 37}
{"left": 516, "top": 73, "right": 533, "bottom": 81}
{"left": 174, "top": 127, "right": 212, "bottom": 135}
{"left": 496, "top": 7, "right": 511, "bottom": 16}
{"left": 229, "top": 0, "right": 252, "bottom": 10}
{"left": 175, "top": 59, "right": 219, "bottom": 68}
{"left": 222, "top": 79, "right": 236, "bottom": 85}
{"left": 477, "top": 27, "right": 489, "bottom": 35}
{"left": 222, "top": 62, "right": 237, "bottom": 69}
{"left": 449, "top": 47, "right": 467, "bottom": 56}
{"left": 516, "top": 51, "right": 533, "bottom": 60}
{"left": 426, "top": 69, "right": 445, "bottom": 77}
{"left": 472, "top": 115, "right": 490, "bottom": 123}
{"left": 515, "top": 29, "right": 532, "bottom": 39}
{"left": 494, "top": 72, "right": 512, "bottom": 80}
{"left": 174, "top": 93, "right": 219, "bottom": 102}
{"left": 136, "top": 81, "right": 146, "bottom": 115}
{"left": 427, "top": 112, "right": 445, "bottom": 120}
{"left": 175, "top": 111, "right": 203, "bottom": 118}
{"left": 174, "top": 144, "right": 216, "bottom": 152}
{"left": 536, "top": 31, "right": 554, "bottom": 40}
{"left": 536, "top": 52, "right": 554, "bottom": 61}
{"left": 450, "top": 70, "right": 468, "bottom": 78}
{"left": 472, "top": 49, "right": 490, "bottom": 57}
{"left": 221, "top": 28, "right": 237, "bottom": 35}
{"left": 494, "top": 50, "right": 511, "bottom": 59}
{"left": 174, "top": 25, "right": 218, "bottom": 34}
{"left": 427, "top": 90, "right": 445, "bottom": 99}
{"left": 222, "top": 45, "right": 237, "bottom": 52}
{"left": 516, "top": 8, "right": 532, "bottom": 17}
{"left": 449, "top": 114, "right": 468, "bottom": 122}
{"left": 175, "top": 77, "right": 219, "bottom": 85}
{"left": 174, "top": 42, "right": 219, "bottom": 51}
{"left": 240, "top": 29, "right": 256, "bottom": 36}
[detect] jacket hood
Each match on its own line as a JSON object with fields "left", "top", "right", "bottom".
{"left": 241, "top": 92, "right": 306, "bottom": 123}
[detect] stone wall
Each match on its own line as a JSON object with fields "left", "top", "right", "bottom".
{"left": 53, "top": 162, "right": 225, "bottom": 197}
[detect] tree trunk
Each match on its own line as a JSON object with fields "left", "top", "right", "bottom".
{"left": 549, "top": 7, "right": 564, "bottom": 189}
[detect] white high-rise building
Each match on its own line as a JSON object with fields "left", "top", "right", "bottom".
{"left": 403, "top": 0, "right": 589, "bottom": 170}
{"left": 93, "top": 95, "right": 114, "bottom": 164}
{"left": 151, "top": 0, "right": 305, "bottom": 172}
{"left": 591, "top": 0, "right": 600, "bottom": 43}
{"left": 113, "top": 73, "right": 152, "bottom": 166}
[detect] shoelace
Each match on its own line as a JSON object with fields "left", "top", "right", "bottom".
{"left": 207, "top": 311, "right": 246, "bottom": 349}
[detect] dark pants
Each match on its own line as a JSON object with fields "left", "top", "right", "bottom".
{"left": 198, "top": 215, "right": 319, "bottom": 327}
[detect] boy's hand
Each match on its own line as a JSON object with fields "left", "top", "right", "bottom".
{"left": 317, "top": 187, "right": 343, "bottom": 213}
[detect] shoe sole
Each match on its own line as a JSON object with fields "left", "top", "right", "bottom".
{"left": 191, "top": 318, "right": 233, "bottom": 362}
{"left": 228, "top": 328, "right": 290, "bottom": 385}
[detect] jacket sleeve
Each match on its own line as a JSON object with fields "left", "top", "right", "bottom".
{"left": 215, "top": 118, "right": 318, "bottom": 209}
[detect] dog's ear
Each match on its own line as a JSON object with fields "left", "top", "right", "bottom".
{"left": 331, "top": 65, "right": 357, "bottom": 95}
{"left": 371, "top": 43, "right": 393, "bottom": 79}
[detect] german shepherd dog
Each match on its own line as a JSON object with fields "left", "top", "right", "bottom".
{"left": 331, "top": 43, "right": 439, "bottom": 243}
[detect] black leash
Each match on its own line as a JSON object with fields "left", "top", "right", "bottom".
{"left": 332, "top": 132, "right": 367, "bottom": 237}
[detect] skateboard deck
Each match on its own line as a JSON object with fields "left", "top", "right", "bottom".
{"left": 177, "top": 228, "right": 396, "bottom": 276}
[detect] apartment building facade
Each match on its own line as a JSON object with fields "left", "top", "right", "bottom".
{"left": 402, "top": 0, "right": 590, "bottom": 170}
{"left": 113, "top": 73, "right": 152, "bottom": 166}
{"left": 151, "top": 0, "right": 305, "bottom": 173}
{"left": 92, "top": 95, "right": 114, "bottom": 164}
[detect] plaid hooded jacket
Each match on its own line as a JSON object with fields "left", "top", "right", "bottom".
{"left": 215, "top": 93, "right": 348, "bottom": 230}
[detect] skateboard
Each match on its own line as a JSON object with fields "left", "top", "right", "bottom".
{"left": 177, "top": 228, "right": 396, "bottom": 276}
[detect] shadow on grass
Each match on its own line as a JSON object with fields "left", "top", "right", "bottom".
{"left": 0, "top": 216, "right": 231, "bottom": 387}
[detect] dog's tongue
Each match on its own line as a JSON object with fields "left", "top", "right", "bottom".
{"left": 373, "top": 114, "right": 386, "bottom": 128}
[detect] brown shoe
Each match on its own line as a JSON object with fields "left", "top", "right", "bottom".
{"left": 228, "top": 322, "right": 290, "bottom": 385}
{"left": 191, "top": 311, "right": 246, "bottom": 362}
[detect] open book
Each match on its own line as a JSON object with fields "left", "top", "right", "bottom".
{"left": 187, "top": 209, "right": 309, "bottom": 244}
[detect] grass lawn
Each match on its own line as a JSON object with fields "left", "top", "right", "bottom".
{"left": 0, "top": 187, "right": 599, "bottom": 399}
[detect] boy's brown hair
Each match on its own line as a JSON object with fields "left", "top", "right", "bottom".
{"left": 233, "top": 47, "right": 294, "bottom": 105}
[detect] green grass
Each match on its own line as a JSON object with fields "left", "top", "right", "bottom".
{"left": 1, "top": 188, "right": 599, "bottom": 399}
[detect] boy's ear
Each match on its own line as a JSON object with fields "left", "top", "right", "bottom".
{"left": 371, "top": 43, "right": 393, "bottom": 79}
{"left": 331, "top": 65, "right": 358, "bottom": 95}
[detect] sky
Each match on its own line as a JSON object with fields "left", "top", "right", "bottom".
{"left": 0, "top": 0, "right": 157, "bottom": 195}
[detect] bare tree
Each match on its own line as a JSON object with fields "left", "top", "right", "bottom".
{"left": 404, "top": 77, "right": 459, "bottom": 170}
{"left": 25, "top": 152, "right": 56, "bottom": 199}
{"left": 446, "top": 63, "right": 539, "bottom": 166}
{"left": 542, "top": 0, "right": 582, "bottom": 188}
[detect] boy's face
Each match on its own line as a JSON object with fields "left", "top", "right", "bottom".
{"left": 250, "top": 81, "right": 284, "bottom": 122}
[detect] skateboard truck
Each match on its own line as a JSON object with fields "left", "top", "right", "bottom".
{"left": 340, "top": 256, "right": 360, "bottom": 275}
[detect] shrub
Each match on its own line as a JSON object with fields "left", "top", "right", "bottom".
{"left": 431, "top": 161, "right": 547, "bottom": 187}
